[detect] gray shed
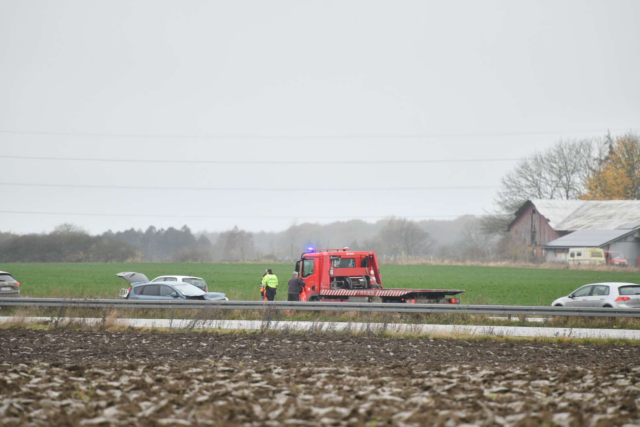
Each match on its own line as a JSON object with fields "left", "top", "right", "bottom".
{"left": 544, "top": 226, "right": 640, "bottom": 266}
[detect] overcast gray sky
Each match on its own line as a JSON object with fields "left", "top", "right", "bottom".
{"left": 1, "top": 0, "right": 639, "bottom": 235}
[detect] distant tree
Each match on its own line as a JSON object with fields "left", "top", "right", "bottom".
{"left": 0, "top": 232, "right": 16, "bottom": 245}
{"left": 171, "top": 234, "right": 213, "bottom": 262}
{"left": 0, "top": 226, "right": 138, "bottom": 263}
{"left": 53, "top": 223, "right": 88, "bottom": 235}
{"left": 582, "top": 133, "right": 640, "bottom": 200}
{"left": 495, "top": 139, "right": 607, "bottom": 213}
{"left": 457, "top": 220, "right": 496, "bottom": 261}
{"left": 212, "top": 226, "right": 256, "bottom": 261}
{"left": 109, "top": 225, "right": 201, "bottom": 261}
{"left": 373, "top": 218, "right": 434, "bottom": 257}
{"left": 479, "top": 212, "right": 514, "bottom": 236}
{"left": 89, "top": 237, "right": 141, "bottom": 262}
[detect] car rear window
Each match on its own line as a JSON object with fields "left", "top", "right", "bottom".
{"left": 0, "top": 274, "right": 17, "bottom": 282}
{"left": 183, "top": 278, "right": 206, "bottom": 289}
{"left": 619, "top": 286, "right": 640, "bottom": 296}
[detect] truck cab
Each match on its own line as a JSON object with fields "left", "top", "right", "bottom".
{"left": 295, "top": 249, "right": 382, "bottom": 301}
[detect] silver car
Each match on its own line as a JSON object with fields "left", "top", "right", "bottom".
{"left": 552, "top": 282, "right": 640, "bottom": 308}
{"left": 126, "top": 281, "right": 227, "bottom": 301}
{"left": 0, "top": 271, "right": 20, "bottom": 298}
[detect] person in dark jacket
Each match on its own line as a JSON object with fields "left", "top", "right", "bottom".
{"left": 287, "top": 271, "right": 306, "bottom": 301}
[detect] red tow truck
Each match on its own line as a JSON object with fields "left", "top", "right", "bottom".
{"left": 295, "top": 248, "right": 464, "bottom": 304}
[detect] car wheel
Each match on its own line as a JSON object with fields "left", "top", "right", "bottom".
{"left": 603, "top": 305, "right": 612, "bottom": 308}
{"left": 554, "top": 304, "right": 563, "bottom": 307}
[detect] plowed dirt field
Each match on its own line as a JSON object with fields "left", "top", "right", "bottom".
{"left": 1, "top": 329, "right": 639, "bottom": 426}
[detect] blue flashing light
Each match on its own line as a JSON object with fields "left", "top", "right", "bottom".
{"left": 307, "top": 247, "right": 315, "bottom": 253}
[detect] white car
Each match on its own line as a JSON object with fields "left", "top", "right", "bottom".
{"left": 151, "top": 275, "right": 209, "bottom": 292}
{"left": 551, "top": 282, "right": 640, "bottom": 308}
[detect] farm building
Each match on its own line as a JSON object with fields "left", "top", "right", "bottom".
{"left": 544, "top": 226, "right": 640, "bottom": 265}
{"left": 508, "top": 200, "right": 640, "bottom": 266}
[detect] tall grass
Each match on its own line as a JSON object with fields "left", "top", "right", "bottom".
{"left": 3, "top": 306, "right": 640, "bottom": 330}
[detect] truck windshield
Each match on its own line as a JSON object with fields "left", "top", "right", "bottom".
{"left": 610, "top": 253, "right": 624, "bottom": 259}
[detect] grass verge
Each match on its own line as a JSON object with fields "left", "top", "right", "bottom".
{"left": 2, "top": 305, "right": 640, "bottom": 330}
{"left": 2, "top": 316, "right": 639, "bottom": 347}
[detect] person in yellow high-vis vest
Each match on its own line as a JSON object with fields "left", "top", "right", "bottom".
{"left": 261, "top": 269, "right": 278, "bottom": 301}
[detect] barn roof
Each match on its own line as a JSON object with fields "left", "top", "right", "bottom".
{"left": 554, "top": 201, "right": 640, "bottom": 231}
{"left": 510, "top": 199, "right": 640, "bottom": 232}
{"left": 544, "top": 228, "right": 638, "bottom": 248}
{"left": 528, "top": 199, "right": 587, "bottom": 229}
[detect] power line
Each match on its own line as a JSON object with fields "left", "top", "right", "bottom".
{"left": 0, "top": 154, "right": 521, "bottom": 165}
{"left": 0, "top": 182, "right": 498, "bottom": 191}
{"left": 0, "top": 210, "right": 469, "bottom": 220}
{"left": 0, "top": 127, "right": 632, "bottom": 140}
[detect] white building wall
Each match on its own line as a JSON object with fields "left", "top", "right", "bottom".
{"left": 545, "top": 249, "right": 568, "bottom": 263}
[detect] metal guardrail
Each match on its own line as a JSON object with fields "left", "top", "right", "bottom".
{"left": 0, "top": 298, "right": 639, "bottom": 318}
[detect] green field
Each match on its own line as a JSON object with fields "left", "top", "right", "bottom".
{"left": 3, "top": 263, "right": 639, "bottom": 306}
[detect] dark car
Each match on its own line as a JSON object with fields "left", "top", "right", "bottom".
{"left": 0, "top": 271, "right": 20, "bottom": 298}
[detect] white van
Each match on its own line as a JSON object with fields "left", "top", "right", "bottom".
{"left": 567, "top": 248, "right": 606, "bottom": 266}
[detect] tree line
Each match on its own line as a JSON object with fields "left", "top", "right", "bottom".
{"left": 0, "top": 217, "right": 487, "bottom": 263}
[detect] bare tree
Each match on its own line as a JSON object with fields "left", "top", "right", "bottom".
{"left": 374, "top": 218, "right": 434, "bottom": 257}
{"left": 212, "top": 226, "right": 256, "bottom": 261}
{"left": 490, "top": 138, "right": 608, "bottom": 222}
{"left": 52, "top": 223, "right": 88, "bottom": 235}
{"left": 458, "top": 220, "right": 494, "bottom": 260}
